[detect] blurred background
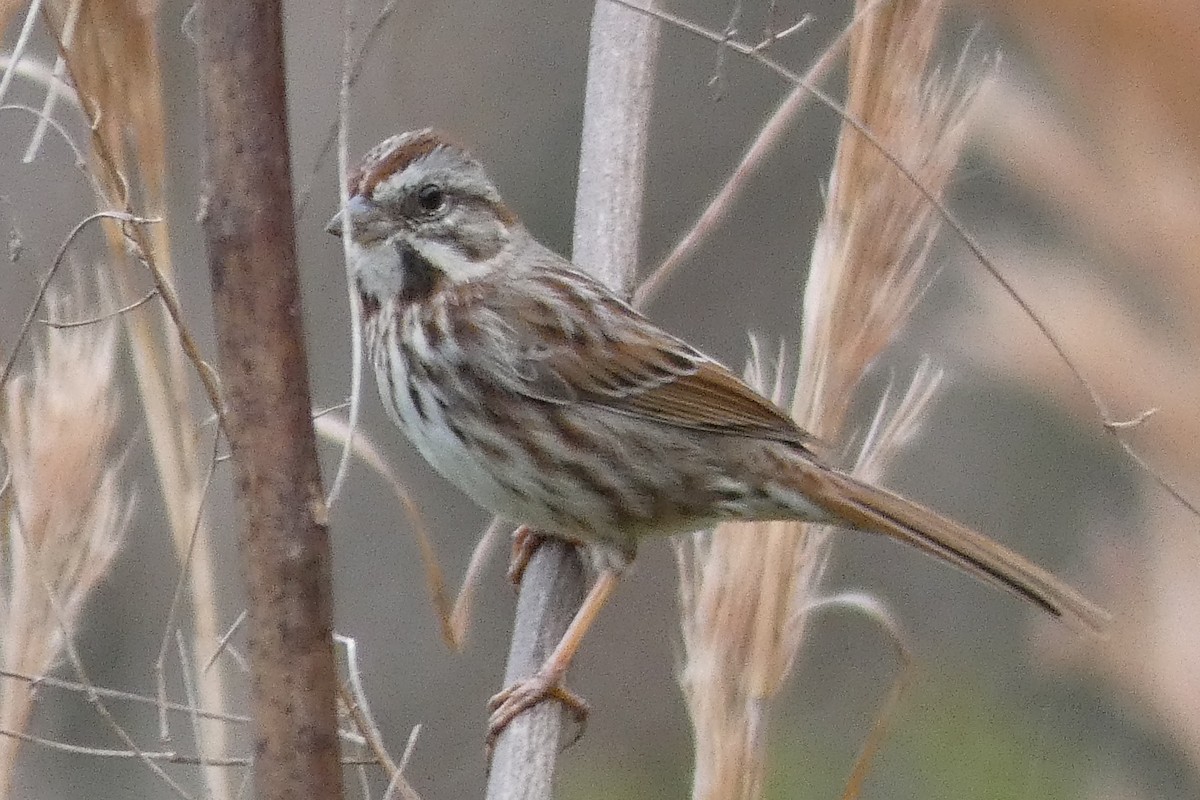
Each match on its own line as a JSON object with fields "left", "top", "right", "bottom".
{"left": 1, "top": 0, "right": 1197, "bottom": 798}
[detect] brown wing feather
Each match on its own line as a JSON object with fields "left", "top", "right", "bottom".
{"left": 493, "top": 267, "right": 817, "bottom": 448}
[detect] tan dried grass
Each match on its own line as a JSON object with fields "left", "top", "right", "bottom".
{"left": 675, "top": 1, "right": 978, "bottom": 797}
{"left": 0, "top": 288, "right": 130, "bottom": 795}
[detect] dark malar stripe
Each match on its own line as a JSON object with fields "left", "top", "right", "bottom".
{"left": 396, "top": 241, "right": 443, "bottom": 304}
{"left": 356, "top": 276, "right": 382, "bottom": 318}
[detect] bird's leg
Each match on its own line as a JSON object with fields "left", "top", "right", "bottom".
{"left": 486, "top": 568, "right": 620, "bottom": 747}
{"left": 506, "top": 525, "right": 543, "bottom": 585}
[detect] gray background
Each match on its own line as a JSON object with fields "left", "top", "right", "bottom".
{"left": 0, "top": 1, "right": 1185, "bottom": 798}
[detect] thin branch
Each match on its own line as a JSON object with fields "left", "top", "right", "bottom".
{"left": 0, "top": 729, "right": 380, "bottom": 767}
{"left": 335, "top": 635, "right": 422, "bottom": 800}
{"left": 326, "top": 0, "right": 366, "bottom": 511}
{"left": 0, "top": 103, "right": 89, "bottom": 169}
{"left": 41, "top": 287, "right": 159, "bottom": 328}
{"left": 632, "top": 1, "right": 878, "bottom": 308}
{"left": 292, "top": 0, "right": 406, "bottom": 220}
{"left": 202, "top": 610, "right": 249, "bottom": 674}
{"left": 22, "top": 0, "right": 84, "bottom": 162}
{"left": 156, "top": 427, "right": 223, "bottom": 743}
{"left": 801, "top": 593, "right": 912, "bottom": 800}
{"left": 0, "top": 0, "right": 46, "bottom": 104}
{"left": 0, "top": 211, "right": 159, "bottom": 389}
{"left": 0, "top": 668, "right": 250, "bottom": 724}
{"left": 122, "top": 217, "right": 226, "bottom": 428}
{"left": 175, "top": 631, "right": 213, "bottom": 781}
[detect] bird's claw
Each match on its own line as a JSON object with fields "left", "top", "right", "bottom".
{"left": 506, "top": 525, "right": 545, "bottom": 586}
{"left": 485, "top": 670, "right": 589, "bottom": 752}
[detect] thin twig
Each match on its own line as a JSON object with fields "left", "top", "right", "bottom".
{"left": 0, "top": 0, "right": 46, "bottom": 104}
{"left": 22, "top": 0, "right": 84, "bottom": 162}
{"left": 293, "top": 0, "right": 406, "bottom": 220}
{"left": 326, "top": 0, "right": 366, "bottom": 511}
{"left": 202, "top": 610, "right": 249, "bottom": 674}
{"left": 121, "top": 218, "right": 226, "bottom": 427}
{"left": 41, "top": 287, "right": 159, "bottom": 328}
{"left": 0, "top": 211, "right": 159, "bottom": 390}
{"left": 335, "top": 635, "right": 422, "bottom": 800}
{"left": 156, "top": 427, "right": 223, "bottom": 742}
{"left": 0, "top": 668, "right": 250, "bottom": 723}
{"left": 0, "top": 103, "right": 89, "bottom": 170}
{"left": 708, "top": 0, "right": 743, "bottom": 101}
{"left": 0, "top": 729, "right": 379, "bottom": 766}
{"left": 175, "top": 631, "right": 214, "bottom": 786}
{"left": 632, "top": 2, "right": 863, "bottom": 307}
{"left": 800, "top": 593, "right": 911, "bottom": 800}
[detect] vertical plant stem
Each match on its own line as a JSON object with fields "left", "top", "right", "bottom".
{"left": 195, "top": 1, "right": 342, "bottom": 798}
{"left": 484, "top": 2, "right": 660, "bottom": 798}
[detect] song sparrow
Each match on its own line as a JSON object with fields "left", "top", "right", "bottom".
{"left": 328, "top": 129, "right": 1107, "bottom": 743}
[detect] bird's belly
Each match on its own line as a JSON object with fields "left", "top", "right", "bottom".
{"left": 373, "top": 360, "right": 519, "bottom": 518}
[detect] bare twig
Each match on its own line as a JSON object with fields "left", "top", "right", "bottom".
{"left": 155, "top": 428, "right": 223, "bottom": 743}
{"left": 293, "top": 0, "right": 407, "bottom": 217}
{"left": 0, "top": 0, "right": 45, "bottom": 104}
{"left": 800, "top": 593, "right": 912, "bottom": 800}
{"left": 22, "top": 0, "right": 84, "bottom": 162}
{"left": 632, "top": 0, "right": 881, "bottom": 308}
{"left": 0, "top": 668, "right": 250, "bottom": 724}
{"left": 326, "top": 0, "right": 366, "bottom": 511}
{"left": 41, "top": 288, "right": 160, "bottom": 329}
{"left": 335, "top": 635, "right": 422, "bottom": 800}
{"left": 0, "top": 728, "right": 380, "bottom": 767}
{"left": 202, "top": 610, "right": 249, "bottom": 675}
{"left": 313, "top": 413, "right": 482, "bottom": 650}
{"left": 175, "top": 631, "right": 212, "bottom": 778}
{"left": 0, "top": 211, "right": 159, "bottom": 390}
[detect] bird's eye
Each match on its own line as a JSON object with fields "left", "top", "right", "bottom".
{"left": 415, "top": 183, "right": 447, "bottom": 215}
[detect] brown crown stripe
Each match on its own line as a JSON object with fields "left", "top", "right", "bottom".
{"left": 356, "top": 129, "right": 461, "bottom": 197}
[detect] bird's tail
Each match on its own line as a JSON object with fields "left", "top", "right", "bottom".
{"left": 784, "top": 458, "right": 1110, "bottom": 633}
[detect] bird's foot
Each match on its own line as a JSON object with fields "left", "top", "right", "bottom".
{"left": 486, "top": 669, "right": 589, "bottom": 751}
{"left": 506, "top": 525, "right": 545, "bottom": 585}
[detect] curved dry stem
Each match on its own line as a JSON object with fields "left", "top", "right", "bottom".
{"left": 633, "top": 0, "right": 887, "bottom": 309}
{"left": 0, "top": 211, "right": 159, "bottom": 390}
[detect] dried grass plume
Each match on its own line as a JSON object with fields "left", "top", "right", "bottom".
{"left": 0, "top": 288, "right": 131, "bottom": 795}
{"left": 675, "top": 0, "right": 978, "bottom": 797}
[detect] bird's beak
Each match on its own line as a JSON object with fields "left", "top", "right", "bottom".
{"left": 325, "top": 211, "right": 344, "bottom": 238}
{"left": 326, "top": 195, "right": 375, "bottom": 238}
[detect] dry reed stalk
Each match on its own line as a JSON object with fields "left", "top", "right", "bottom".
{"left": 22, "top": 4, "right": 235, "bottom": 798}
{"left": 958, "top": 3, "right": 1200, "bottom": 790}
{"left": 675, "top": 1, "right": 978, "bottom": 797}
{"left": 0, "top": 288, "right": 131, "bottom": 797}
{"left": 486, "top": 3, "right": 660, "bottom": 795}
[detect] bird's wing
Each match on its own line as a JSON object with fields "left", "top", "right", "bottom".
{"left": 488, "top": 268, "right": 817, "bottom": 448}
